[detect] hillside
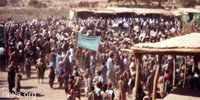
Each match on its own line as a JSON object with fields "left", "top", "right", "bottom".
{"left": 0, "top": 0, "right": 108, "bottom": 21}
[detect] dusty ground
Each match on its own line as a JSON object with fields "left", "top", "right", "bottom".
{"left": 0, "top": 66, "right": 132, "bottom": 100}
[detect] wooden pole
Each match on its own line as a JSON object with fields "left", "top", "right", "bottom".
{"left": 182, "top": 56, "right": 187, "bottom": 88}
{"left": 152, "top": 55, "right": 161, "bottom": 100}
{"left": 173, "top": 55, "right": 176, "bottom": 87}
{"left": 134, "top": 54, "right": 141, "bottom": 100}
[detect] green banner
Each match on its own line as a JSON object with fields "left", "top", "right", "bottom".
{"left": 193, "top": 13, "right": 200, "bottom": 26}
{"left": 77, "top": 33, "right": 101, "bottom": 51}
{"left": 182, "top": 14, "right": 189, "bottom": 22}
{"left": 0, "top": 25, "right": 4, "bottom": 41}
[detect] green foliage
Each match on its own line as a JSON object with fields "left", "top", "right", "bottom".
{"left": 178, "top": 0, "right": 196, "bottom": 7}
{"left": 181, "top": 21, "right": 196, "bottom": 35}
{"left": 28, "top": 0, "right": 48, "bottom": 8}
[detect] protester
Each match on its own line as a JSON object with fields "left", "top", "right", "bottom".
{"left": 88, "top": 86, "right": 97, "bottom": 100}
{"left": 118, "top": 75, "right": 126, "bottom": 100}
{"left": 25, "top": 58, "right": 31, "bottom": 78}
{"left": 106, "top": 81, "right": 115, "bottom": 100}
{"left": 15, "top": 67, "right": 22, "bottom": 92}
{"left": 0, "top": 43, "right": 6, "bottom": 71}
{"left": 36, "top": 57, "right": 46, "bottom": 83}
{"left": 7, "top": 62, "right": 16, "bottom": 93}
{"left": 49, "top": 67, "right": 56, "bottom": 88}
{"left": 146, "top": 71, "right": 154, "bottom": 97}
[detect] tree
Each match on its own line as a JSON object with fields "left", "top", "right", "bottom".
{"left": 178, "top": 0, "right": 196, "bottom": 7}
{"left": 158, "top": 0, "right": 162, "bottom": 6}
{"left": 123, "top": 0, "right": 138, "bottom": 5}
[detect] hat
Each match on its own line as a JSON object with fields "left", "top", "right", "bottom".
{"left": 107, "top": 81, "right": 112, "bottom": 87}
{"left": 123, "top": 53, "right": 128, "bottom": 58}
{"left": 69, "top": 78, "right": 73, "bottom": 83}
{"left": 131, "top": 57, "right": 135, "bottom": 61}
{"left": 73, "top": 65, "right": 77, "bottom": 69}
{"left": 120, "top": 74, "right": 124, "bottom": 79}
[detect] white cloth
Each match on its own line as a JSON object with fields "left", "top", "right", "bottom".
{"left": 0, "top": 47, "right": 5, "bottom": 56}
{"left": 69, "top": 48, "right": 76, "bottom": 62}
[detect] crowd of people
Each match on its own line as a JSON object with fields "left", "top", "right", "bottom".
{"left": 0, "top": 15, "right": 200, "bottom": 100}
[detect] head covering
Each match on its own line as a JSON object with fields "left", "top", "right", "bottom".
{"left": 107, "top": 81, "right": 112, "bottom": 88}
{"left": 73, "top": 65, "right": 77, "bottom": 70}
{"left": 120, "top": 74, "right": 124, "bottom": 79}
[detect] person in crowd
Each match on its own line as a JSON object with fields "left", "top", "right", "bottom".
{"left": 88, "top": 86, "right": 97, "bottom": 100}
{"left": 129, "top": 73, "right": 135, "bottom": 94}
{"left": 69, "top": 44, "right": 76, "bottom": 63}
{"left": 114, "top": 60, "right": 121, "bottom": 87}
{"left": 66, "top": 89, "right": 76, "bottom": 100}
{"left": 124, "top": 67, "right": 130, "bottom": 93}
{"left": 9, "top": 50, "right": 19, "bottom": 68}
{"left": 94, "top": 82, "right": 102, "bottom": 100}
{"left": 74, "top": 71, "right": 82, "bottom": 99}
{"left": 49, "top": 67, "right": 55, "bottom": 88}
{"left": 62, "top": 51, "right": 72, "bottom": 74}
{"left": 85, "top": 74, "right": 93, "bottom": 97}
{"left": 84, "top": 51, "right": 90, "bottom": 71}
{"left": 25, "top": 58, "right": 31, "bottom": 78}
{"left": 67, "top": 75, "right": 74, "bottom": 93}
{"left": 90, "top": 52, "right": 96, "bottom": 77}
{"left": 158, "top": 76, "right": 165, "bottom": 98}
{"left": 118, "top": 75, "right": 126, "bottom": 100}
{"left": 93, "top": 70, "right": 103, "bottom": 85}
{"left": 18, "top": 50, "right": 25, "bottom": 72}
{"left": 7, "top": 62, "right": 16, "bottom": 93}
{"left": 106, "top": 81, "right": 115, "bottom": 100}
{"left": 58, "top": 62, "right": 64, "bottom": 88}
{"left": 0, "top": 43, "right": 6, "bottom": 71}
{"left": 146, "top": 71, "right": 154, "bottom": 97}
{"left": 106, "top": 52, "right": 114, "bottom": 84}
{"left": 101, "top": 84, "right": 108, "bottom": 100}
{"left": 15, "top": 67, "right": 22, "bottom": 92}
{"left": 99, "top": 61, "right": 107, "bottom": 84}
{"left": 36, "top": 57, "right": 46, "bottom": 84}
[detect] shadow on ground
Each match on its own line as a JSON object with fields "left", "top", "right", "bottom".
{"left": 0, "top": 97, "right": 19, "bottom": 100}
{"left": 170, "top": 88, "right": 200, "bottom": 97}
{"left": 21, "top": 86, "right": 37, "bottom": 89}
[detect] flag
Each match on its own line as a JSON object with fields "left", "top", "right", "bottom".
{"left": 193, "top": 13, "right": 200, "bottom": 26}
{"left": 69, "top": 10, "right": 77, "bottom": 23}
{"left": 182, "top": 14, "right": 189, "bottom": 22}
{"left": 77, "top": 33, "right": 101, "bottom": 51}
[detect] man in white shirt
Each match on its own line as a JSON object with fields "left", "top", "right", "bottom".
{"left": 69, "top": 44, "right": 76, "bottom": 63}
{"left": 106, "top": 52, "right": 114, "bottom": 83}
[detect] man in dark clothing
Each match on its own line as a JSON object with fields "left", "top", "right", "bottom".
{"left": 9, "top": 50, "right": 19, "bottom": 68}
{"left": 7, "top": 62, "right": 16, "bottom": 93}
{"left": 43, "top": 38, "right": 51, "bottom": 63}
{"left": 49, "top": 67, "right": 55, "bottom": 88}
{"left": 25, "top": 58, "right": 31, "bottom": 78}
{"left": 146, "top": 71, "right": 154, "bottom": 97}
{"left": 84, "top": 51, "right": 90, "bottom": 70}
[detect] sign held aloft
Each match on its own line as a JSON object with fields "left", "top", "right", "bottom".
{"left": 77, "top": 33, "right": 101, "bottom": 51}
